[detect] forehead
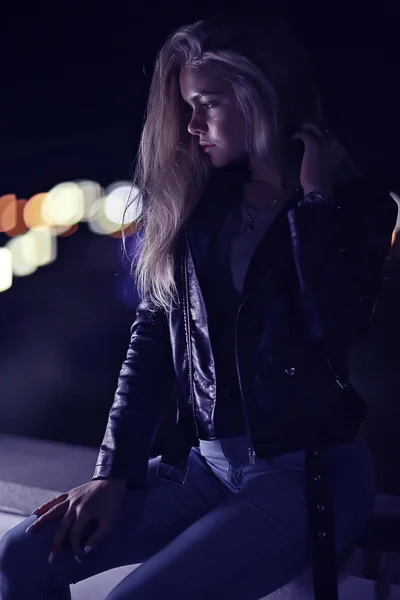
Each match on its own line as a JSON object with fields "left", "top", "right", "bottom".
{"left": 179, "top": 63, "right": 230, "bottom": 100}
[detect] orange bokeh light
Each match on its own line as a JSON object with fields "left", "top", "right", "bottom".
{"left": 58, "top": 224, "right": 79, "bottom": 237}
{"left": 109, "top": 222, "right": 138, "bottom": 239}
{"left": 0, "top": 194, "right": 17, "bottom": 232}
{"left": 5, "top": 200, "right": 29, "bottom": 237}
{"left": 24, "top": 193, "right": 49, "bottom": 229}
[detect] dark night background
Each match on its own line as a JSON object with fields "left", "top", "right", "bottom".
{"left": 0, "top": 1, "right": 399, "bottom": 493}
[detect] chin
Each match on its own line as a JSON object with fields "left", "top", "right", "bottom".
{"left": 208, "top": 152, "right": 238, "bottom": 169}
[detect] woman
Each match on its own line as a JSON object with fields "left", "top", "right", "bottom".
{"left": 0, "top": 11, "right": 396, "bottom": 600}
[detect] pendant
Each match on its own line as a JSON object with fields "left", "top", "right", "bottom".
{"left": 245, "top": 224, "right": 254, "bottom": 234}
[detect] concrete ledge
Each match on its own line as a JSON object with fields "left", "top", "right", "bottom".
{"left": 0, "top": 480, "right": 59, "bottom": 516}
{"left": 0, "top": 434, "right": 98, "bottom": 514}
{"left": 0, "top": 434, "right": 98, "bottom": 490}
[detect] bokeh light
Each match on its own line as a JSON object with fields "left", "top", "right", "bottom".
{"left": 104, "top": 182, "right": 141, "bottom": 225}
{"left": 75, "top": 180, "right": 104, "bottom": 221}
{"left": 0, "top": 248, "right": 12, "bottom": 292}
{"left": 0, "top": 179, "right": 144, "bottom": 292}
{"left": 6, "top": 200, "right": 29, "bottom": 237}
{"left": 87, "top": 196, "right": 121, "bottom": 235}
{"left": 23, "top": 193, "right": 49, "bottom": 229}
{"left": 40, "top": 182, "right": 85, "bottom": 229}
{"left": 87, "top": 182, "right": 141, "bottom": 236}
{"left": 0, "top": 195, "right": 17, "bottom": 233}
{"left": 22, "top": 227, "right": 57, "bottom": 267}
{"left": 5, "top": 235, "right": 38, "bottom": 276}
{"left": 58, "top": 224, "right": 79, "bottom": 237}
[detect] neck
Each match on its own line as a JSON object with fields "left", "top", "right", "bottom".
{"left": 245, "top": 156, "right": 285, "bottom": 208}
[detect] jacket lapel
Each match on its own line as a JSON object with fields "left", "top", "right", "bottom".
{"left": 185, "top": 170, "right": 301, "bottom": 299}
{"left": 241, "top": 191, "right": 301, "bottom": 296}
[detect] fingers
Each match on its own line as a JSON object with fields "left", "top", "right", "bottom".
{"left": 300, "top": 122, "right": 329, "bottom": 139}
{"left": 50, "top": 511, "right": 75, "bottom": 559}
{"left": 292, "top": 122, "right": 332, "bottom": 145}
{"left": 294, "top": 123, "right": 346, "bottom": 168}
{"left": 70, "top": 519, "right": 110, "bottom": 563}
{"left": 68, "top": 513, "right": 89, "bottom": 562}
{"left": 31, "top": 493, "right": 68, "bottom": 517}
{"left": 25, "top": 501, "right": 68, "bottom": 534}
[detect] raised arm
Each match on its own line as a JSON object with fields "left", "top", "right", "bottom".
{"left": 287, "top": 183, "right": 397, "bottom": 345}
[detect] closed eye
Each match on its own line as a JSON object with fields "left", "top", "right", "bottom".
{"left": 183, "top": 101, "right": 218, "bottom": 111}
{"left": 201, "top": 101, "right": 218, "bottom": 109}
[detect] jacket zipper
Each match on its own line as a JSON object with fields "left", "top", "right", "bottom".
{"left": 183, "top": 244, "right": 199, "bottom": 439}
{"left": 325, "top": 354, "right": 348, "bottom": 391}
{"left": 235, "top": 296, "right": 256, "bottom": 466}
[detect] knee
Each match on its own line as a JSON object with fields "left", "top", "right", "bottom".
{"left": 0, "top": 516, "right": 42, "bottom": 578}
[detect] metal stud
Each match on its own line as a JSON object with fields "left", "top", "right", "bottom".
{"left": 284, "top": 367, "right": 296, "bottom": 376}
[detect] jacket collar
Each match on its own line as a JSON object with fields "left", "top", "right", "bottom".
{"left": 184, "top": 163, "right": 302, "bottom": 297}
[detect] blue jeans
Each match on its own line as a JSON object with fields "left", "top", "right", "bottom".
{"left": 0, "top": 437, "right": 375, "bottom": 600}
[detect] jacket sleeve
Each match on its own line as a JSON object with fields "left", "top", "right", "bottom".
{"left": 92, "top": 296, "right": 175, "bottom": 490}
{"left": 287, "top": 183, "right": 397, "bottom": 345}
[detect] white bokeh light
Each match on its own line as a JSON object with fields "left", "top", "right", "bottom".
{"left": 0, "top": 248, "right": 12, "bottom": 291}
{"left": 21, "top": 227, "right": 57, "bottom": 267}
{"left": 104, "top": 182, "right": 142, "bottom": 225}
{"left": 75, "top": 179, "right": 104, "bottom": 221}
{"left": 5, "top": 235, "right": 37, "bottom": 276}
{"left": 41, "top": 182, "right": 85, "bottom": 227}
{"left": 87, "top": 197, "right": 120, "bottom": 235}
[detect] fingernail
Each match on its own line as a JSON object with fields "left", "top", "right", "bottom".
{"left": 25, "top": 526, "right": 33, "bottom": 534}
{"left": 48, "top": 552, "right": 54, "bottom": 564}
{"left": 84, "top": 546, "right": 92, "bottom": 554}
{"left": 74, "top": 555, "right": 82, "bottom": 564}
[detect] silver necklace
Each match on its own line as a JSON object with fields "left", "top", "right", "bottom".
{"left": 242, "top": 198, "right": 278, "bottom": 234}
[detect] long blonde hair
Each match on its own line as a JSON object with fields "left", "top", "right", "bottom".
{"left": 126, "top": 12, "right": 321, "bottom": 313}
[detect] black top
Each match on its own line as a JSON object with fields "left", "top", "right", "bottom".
{"left": 204, "top": 208, "right": 246, "bottom": 438}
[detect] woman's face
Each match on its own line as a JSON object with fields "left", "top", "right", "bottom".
{"left": 179, "top": 63, "right": 247, "bottom": 168}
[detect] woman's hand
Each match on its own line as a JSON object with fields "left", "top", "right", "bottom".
{"left": 25, "top": 478, "right": 127, "bottom": 564}
{"left": 292, "top": 123, "right": 346, "bottom": 199}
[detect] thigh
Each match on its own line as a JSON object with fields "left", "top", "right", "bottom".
{"left": 104, "top": 440, "right": 375, "bottom": 600}
{"left": 0, "top": 448, "right": 232, "bottom": 591}
{"left": 105, "top": 461, "right": 310, "bottom": 600}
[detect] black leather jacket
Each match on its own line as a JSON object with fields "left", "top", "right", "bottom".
{"left": 93, "top": 173, "right": 397, "bottom": 490}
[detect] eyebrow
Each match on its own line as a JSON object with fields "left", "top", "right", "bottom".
{"left": 190, "top": 90, "right": 225, "bottom": 100}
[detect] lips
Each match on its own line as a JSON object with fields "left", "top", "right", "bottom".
{"left": 200, "top": 143, "right": 215, "bottom": 152}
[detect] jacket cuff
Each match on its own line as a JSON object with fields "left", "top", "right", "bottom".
{"left": 297, "top": 191, "right": 333, "bottom": 207}
{"left": 92, "top": 461, "right": 148, "bottom": 490}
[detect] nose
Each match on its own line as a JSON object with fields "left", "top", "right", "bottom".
{"left": 187, "top": 113, "right": 207, "bottom": 136}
